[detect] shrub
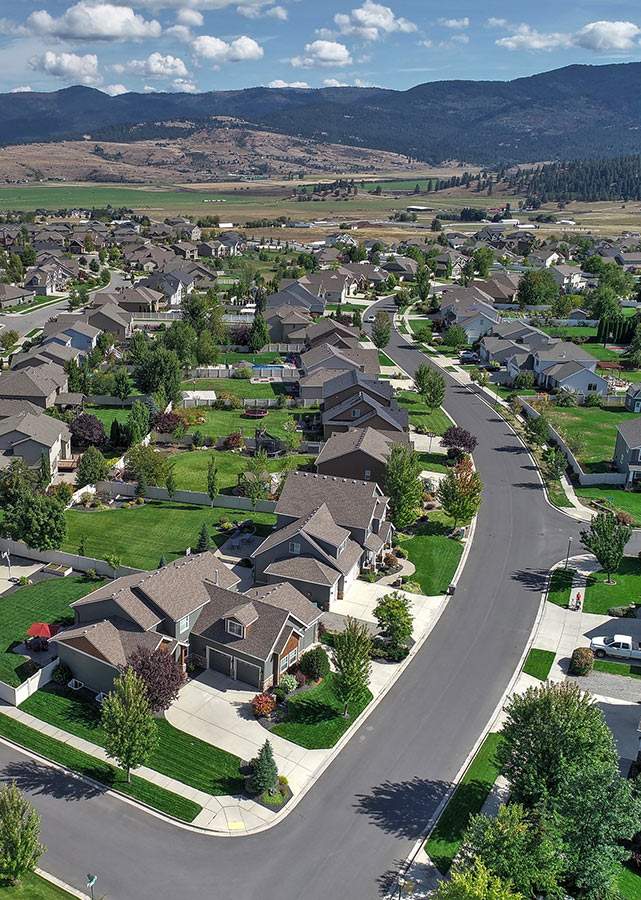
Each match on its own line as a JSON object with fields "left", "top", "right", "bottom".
{"left": 386, "top": 644, "right": 410, "bottom": 662}
{"left": 152, "top": 412, "right": 181, "bottom": 434}
{"left": 361, "top": 572, "right": 376, "bottom": 583}
{"left": 278, "top": 775, "right": 288, "bottom": 786}
{"left": 294, "top": 669, "right": 307, "bottom": 687}
{"left": 608, "top": 604, "right": 637, "bottom": 618}
{"left": 279, "top": 673, "right": 297, "bottom": 693}
{"left": 191, "top": 429, "right": 204, "bottom": 447}
{"left": 85, "top": 568, "right": 98, "bottom": 580}
{"left": 273, "top": 687, "right": 287, "bottom": 703}
{"left": 584, "top": 393, "right": 603, "bottom": 407}
{"left": 252, "top": 693, "right": 276, "bottom": 717}
{"left": 225, "top": 431, "right": 244, "bottom": 450}
{"left": 569, "top": 647, "right": 594, "bottom": 676}
{"left": 300, "top": 646, "right": 330, "bottom": 682}
{"left": 384, "top": 552, "right": 398, "bottom": 569}
{"left": 52, "top": 661, "right": 73, "bottom": 685}
{"left": 18, "top": 576, "right": 28, "bottom": 586}
{"left": 233, "top": 366, "right": 252, "bottom": 379}
{"left": 615, "top": 510, "right": 633, "bottom": 526}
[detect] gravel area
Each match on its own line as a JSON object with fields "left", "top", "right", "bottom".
{"left": 567, "top": 670, "right": 641, "bottom": 703}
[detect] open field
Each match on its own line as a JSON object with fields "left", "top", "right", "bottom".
{"left": 63, "top": 500, "right": 276, "bottom": 570}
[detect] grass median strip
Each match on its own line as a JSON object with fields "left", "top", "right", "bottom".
{"left": 0, "top": 711, "right": 201, "bottom": 823}
{"left": 523, "top": 648, "right": 555, "bottom": 681}
{"left": 547, "top": 567, "right": 575, "bottom": 608}
{"left": 425, "top": 732, "right": 504, "bottom": 875}
{"left": 0, "top": 871, "right": 78, "bottom": 899}
{"left": 21, "top": 684, "right": 244, "bottom": 796}
{"left": 593, "top": 659, "right": 641, "bottom": 680}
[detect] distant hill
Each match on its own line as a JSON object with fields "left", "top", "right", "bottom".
{"left": 3, "top": 62, "right": 641, "bottom": 165}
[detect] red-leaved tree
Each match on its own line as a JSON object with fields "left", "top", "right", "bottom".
{"left": 152, "top": 412, "right": 181, "bottom": 434}
{"left": 70, "top": 413, "right": 106, "bottom": 448}
{"left": 441, "top": 425, "right": 478, "bottom": 455}
{"left": 129, "top": 645, "right": 186, "bottom": 713}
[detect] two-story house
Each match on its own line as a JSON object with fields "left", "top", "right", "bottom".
{"left": 614, "top": 418, "right": 641, "bottom": 483}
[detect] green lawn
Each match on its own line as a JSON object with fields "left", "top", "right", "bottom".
{"left": 171, "top": 450, "right": 314, "bottom": 493}
{"left": 545, "top": 406, "right": 639, "bottom": 473}
{"left": 593, "top": 659, "right": 641, "bottom": 679}
{"left": 425, "top": 733, "right": 504, "bottom": 874}
{"left": 21, "top": 685, "right": 244, "bottom": 796}
{"left": 0, "top": 576, "right": 107, "bottom": 687}
{"left": 541, "top": 326, "right": 598, "bottom": 338}
{"left": 270, "top": 673, "right": 371, "bottom": 749}
{"left": 180, "top": 378, "right": 289, "bottom": 398}
{"left": 401, "top": 511, "right": 464, "bottom": 596}
{"left": 188, "top": 406, "right": 315, "bottom": 441}
{"left": 85, "top": 404, "right": 130, "bottom": 428}
{"left": 378, "top": 351, "right": 395, "bottom": 366}
{"left": 217, "top": 351, "right": 284, "bottom": 365}
{"left": 574, "top": 486, "right": 641, "bottom": 526}
{"left": 0, "top": 871, "right": 79, "bottom": 899}
{"left": 583, "top": 557, "right": 641, "bottom": 615}
{"left": 523, "top": 648, "right": 555, "bottom": 681}
{"left": 0, "top": 712, "right": 200, "bottom": 822}
{"left": 619, "top": 864, "right": 641, "bottom": 900}
{"left": 584, "top": 344, "right": 625, "bottom": 363}
{"left": 547, "top": 567, "right": 575, "bottom": 608}
{"left": 63, "top": 500, "right": 276, "bottom": 570}
{"left": 397, "top": 390, "right": 451, "bottom": 435}
{"left": 415, "top": 450, "right": 449, "bottom": 474}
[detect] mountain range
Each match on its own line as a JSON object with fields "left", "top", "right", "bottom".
{"left": 3, "top": 62, "right": 641, "bottom": 166}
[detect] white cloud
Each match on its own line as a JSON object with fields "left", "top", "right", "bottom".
{"left": 323, "top": 77, "right": 349, "bottom": 86}
{"left": 487, "top": 17, "right": 507, "bottom": 28}
{"left": 172, "top": 77, "right": 197, "bottom": 92}
{"left": 439, "top": 17, "right": 469, "bottom": 29}
{"left": 111, "top": 52, "right": 188, "bottom": 77}
{"left": 331, "top": 0, "right": 416, "bottom": 41}
{"left": 143, "top": 84, "right": 157, "bottom": 92}
{"left": 10, "top": 85, "right": 33, "bottom": 92}
{"left": 451, "top": 33, "right": 469, "bottom": 44}
{"left": 193, "top": 34, "right": 264, "bottom": 63}
{"left": 238, "top": 4, "right": 287, "bottom": 19}
{"left": 574, "top": 20, "right": 640, "bottom": 51}
{"left": 110, "top": 0, "right": 272, "bottom": 10}
{"left": 268, "top": 78, "right": 308, "bottom": 87}
{"left": 103, "top": 82, "right": 128, "bottom": 95}
{"left": 176, "top": 8, "right": 203, "bottom": 26}
{"left": 418, "top": 39, "right": 432, "bottom": 48}
{"left": 29, "top": 50, "right": 103, "bottom": 85}
{"left": 27, "top": 3, "right": 161, "bottom": 41}
{"left": 496, "top": 19, "right": 640, "bottom": 52}
{"left": 291, "top": 39, "right": 352, "bottom": 67}
{"left": 166, "top": 24, "right": 192, "bottom": 41}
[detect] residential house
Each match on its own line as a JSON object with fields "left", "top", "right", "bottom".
{"left": 614, "top": 418, "right": 641, "bottom": 483}
{"left": 527, "top": 250, "right": 561, "bottom": 268}
{"left": 383, "top": 256, "right": 418, "bottom": 281}
{"left": 316, "top": 426, "right": 411, "bottom": 485}
{"left": 0, "top": 284, "right": 35, "bottom": 309}
{"left": 44, "top": 320, "right": 100, "bottom": 354}
{"left": 281, "top": 272, "right": 352, "bottom": 305}
{"left": 197, "top": 240, "right": 227, "bottom": 259}
{"left": 171, "top": 242, "right": 198, "bottom": 260}
{"left": 0, "top": 363, "right": 67, "bottom": 409}
{"left": 51, "top": 553, "right": 320, "bottom": 692}
{"left": 300, "top": 342, "right": 380, "bottom": 379}
{"left": 0, "top": 410, "right": 71, "bottom": 474}
{"left": 434, "top": 249, "right": 468, "bottom": 279}
{"left": 549, "top": 265, "right": 584, "bottom": 292}
{"left": 615, "top": 252, "right": 641, "bottom": 273}
{"left": 292, "top": 318, "right": 361, "bottom": 351}
{"left": 469, "top": 272, "right": 520, "bottom": 303}
{"left": 321, "top": 390, "right": 408, "bottom": 439}
{"left": 11, "top": 343, "right": 82, "bottom": 371}
{"left": 266, "top": 282, "right": 326, "bottom": 316}
{"left": 299, "top": 366, "right": 393, "bottom": 404}
{"left": 265, "top": 306, "right": 313, "bottom": 343}
{"left": 93, "top": 286, "right": 164, "bottom": 313}
{"left": 625, "top": 384, "right": 641, "bottom": 413}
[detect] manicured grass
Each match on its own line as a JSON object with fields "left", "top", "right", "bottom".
{"left": 425, "top": 733, "right": 504, "bottom": 874}
{"left": 491, "top": 384, "right": 538, "bottom": 401}
{"left": 593, "top": 659, "right": 641, "bottom": 679}
{"left": 63, "top": 500, "right": 276, "bottom": 570}
{"left": 180, "top": 378, "right": 289, "bottom": 398}
{"left": 0, "top": 712, "right": 201, "bottom": 822}
{"left": 583, "top": 557, "right": 641, "bottom": 615}
{"left": 0, "top": 576, "right": 107, "bottom": 687}
{"left": 85, "top": 404, "right": 130, "bottom": 428}
{"left": 541, "top": 326, "right": 598, "bottom": 338}
{"left": 171, "top": 450, "right": 314, "bottom": 493}
{"left": 270, "top": 673, "right": 372, "bottom": 749}
{"left": 415, "top": 450, "right": 449, "bottom": 474}
{"left": 378, "top": 351, "right": 395, "bottom": 366}
{"left": 523, "top": 648, "right": 555, "bottom": 681}
{"left": 324, "top": 302, "right": 367, "bottom": 312}
{"left": 21, "top": 685, "right": 245, "bottom": 796}
{"left": 397, "top": 390, "right": 450, "bottom": 435}
{"left": 574, "top": 485, "right": 641, "bottom": 526}
{"left": 544, "top": 405, "right": 639, "bottom": 473}
{"left": 584, "top": 343, "right": 624, "bottom": 362}
{"left": 188, "top": 406, "right": 315, "bottom": 441}
{"left": 619, "top": 863, "right": 641, "bottom": 900}
{"left": 547, "top": 567, "right": 575, "bottom": 608}
{"left": 218, "top": 351, "right": 284, "bottom": 365}
{"left": 401, "top": 511, "right": 464, "bottom": 596}
{"left": 0, "top": 871, "right": 79, "bottom": 899}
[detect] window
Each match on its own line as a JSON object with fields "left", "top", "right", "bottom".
{"left": 179, "top": 615, "right": 189, "bottom": 633}
{"left": 289, "top": 541, "right": 301, "bottom": 554}
{"left": 280, "top": 655, "right": 289, "bottom": 674}
{"left": 364, "top": 469, "right": 371, "bottom": 481}
{"left": 288, "top": 648, "right": 298, "bottom": 667}
{"left": 587, "top": 383, "right": 597, "bottom": 392}
{"left": 351, "top": 408, "right": 361, "bottom": 418}
{"left": 227, "top": 620, "right": 243, "bottom": 637}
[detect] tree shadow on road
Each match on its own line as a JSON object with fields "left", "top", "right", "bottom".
{"left": 511, "top": 568, "right": 548, "bottom": 592}
{"left": 354, "top": 776, "right": 448, "bottom": 839}
{"left": 1, "top": 760, "right": 104, "bottom": 802}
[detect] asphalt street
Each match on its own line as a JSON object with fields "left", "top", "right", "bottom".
{"left": 0, "top": 300, "right": 623, "bottom": 900}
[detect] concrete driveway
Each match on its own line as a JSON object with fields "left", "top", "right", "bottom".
{"left": 334, "top": 580, "right": 445, "bottom": 632}
{"left": 0, "top": 558, "right": 43, "bottom": 596}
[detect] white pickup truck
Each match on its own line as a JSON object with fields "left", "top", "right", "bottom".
{"left": 589, "top": 634, "right": 641, "bottom": 660}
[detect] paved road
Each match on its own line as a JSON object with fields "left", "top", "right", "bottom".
{"left": 0, "top": 301, "right": 613, "bottom": 900}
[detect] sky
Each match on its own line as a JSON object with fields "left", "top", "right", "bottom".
{"left": 1, "top": 0, "right": 641, "bottom": 96}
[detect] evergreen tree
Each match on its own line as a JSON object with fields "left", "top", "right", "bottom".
{"left": 165, "top": 468, "right": 176, "bottom": 500}
{"left": 76, "top": 445, "right": 109, "bottom": 488}
{"left": 248, "top": 740, "right": 278, "bottom": 794}
{"left": 135, "top": 474, "right": 148, "bottom": 498}
{"left": 196, "top": 521, "right": 212, "bottom": 553}
{"left": 36, "top": 451, "right": 51, "bottom": 490}
{"left": 78, "top": 534, "right": 88, "bottom": 557}
{"left": 101, "top": 669, "right": 157, "bottom": 782}
{"left": 158, "top": 554, "right": 167, "bottom": 568}
{"left": 110, "top": 418, "right": 121, "bottom": 447}
{"left": 207, "top": 454, "right": 219, "bottom": 507}
{"left": 248, "top": 313, "right": 270, "bottom": 352}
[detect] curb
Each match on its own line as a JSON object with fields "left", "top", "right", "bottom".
{"left": 35, "top": 867, "right": 91, "bottom": 900}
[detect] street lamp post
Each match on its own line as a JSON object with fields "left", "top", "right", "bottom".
{"left": 565, "top": 536, "right": 573, "bottom": 571}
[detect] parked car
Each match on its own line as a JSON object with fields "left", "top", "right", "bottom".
{"left": 459, "top": 351, "right": 479, "bottom": 363}
{"left": 366, "top": 314, "right": 376, "bottom": 322}
{"left": 589, "top": 634, "right": 641, "bottom": 659}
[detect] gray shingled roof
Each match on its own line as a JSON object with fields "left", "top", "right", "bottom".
{"left": 0, "top": 410, "right": 70, "bottom": 447}
{"left": 617, "top": 418, "right": 641, "bottom": 449}
{"left": 316, "top": 427, "right": 399, "bottom": 466}
{"left": 263, "top": 556, "right": 340, "bottom": 586}
{"left": 277, "top": 470, "right": 385, "bottom": 530}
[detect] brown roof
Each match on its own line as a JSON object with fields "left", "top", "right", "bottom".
{"left": 263, "top": 557, "right": 340, "bottom": 586}
{"left": 52, "top": 616, "right": 162, "bottom": 670}
{"left": 276, "top": 471, "right": 386, "bottom": 530}
{"left": 316, "top": 427, "right": 408, "bottom": 467}
{"left": 243, "top": 582, "right": 322, "bottom": 626}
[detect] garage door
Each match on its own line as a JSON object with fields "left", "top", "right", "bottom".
{"left": 208, "top": 648, "right": 231, "bottom": 676}
{"left": 236, "top": 659, "right": 261, "bottom": 688}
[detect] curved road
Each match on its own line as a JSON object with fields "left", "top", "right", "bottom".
{"left": 0, "top": 302, "right": 609, "bottom": 900}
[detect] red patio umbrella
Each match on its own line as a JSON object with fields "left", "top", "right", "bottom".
{"left": 26, "top": 623, "right": 60, "bottom": 638}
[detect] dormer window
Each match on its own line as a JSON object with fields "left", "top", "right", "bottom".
{"left": 351, "top": 408, "right": 361, "bottom": 418}
{"left": 227, "top": 620, "right": 243, "bottom": 637}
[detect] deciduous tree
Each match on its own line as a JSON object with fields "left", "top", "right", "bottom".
{"left": 385, "top": 443, "right": 423, "bottom": 530}
{"left": 433, "top": 857, "right": 523, "bottom": 900}
{"left": 101, "top": 668, "right": 157, "bottom": 782}
{"left": 129, "top": 645, "right": 185, "bottom": 714}
{"left": 437, "top": 457, "right": 482, "bottom": 527}
{"left": 373, "top": 591, "right": 413, "bottom": 649}
{"left": 580, "top": 510, "right": 632, "bottom": 583}
{"left": 442, "top": 425, "right": 478, "bottom": 455}
{"left": 415, "top": 364, "right": 446, "bottom": 414}
{"left": 70, "top": 413, "right": 106, "bottom": 448}
{"left": 0, "top": 781, "right": 45, "bottom": 885}
{"left": 332, "top": 618, "right": 372, "bottom": 717}
{"left": 4, "top": 492, "right": 67, "bottom": 551}
{"left": 371, "top": 311, "right": 391, "bottom": 350}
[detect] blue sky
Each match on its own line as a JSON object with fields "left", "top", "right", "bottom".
{"left": 1, "top": 0, "right": 640, "bottom": 95}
